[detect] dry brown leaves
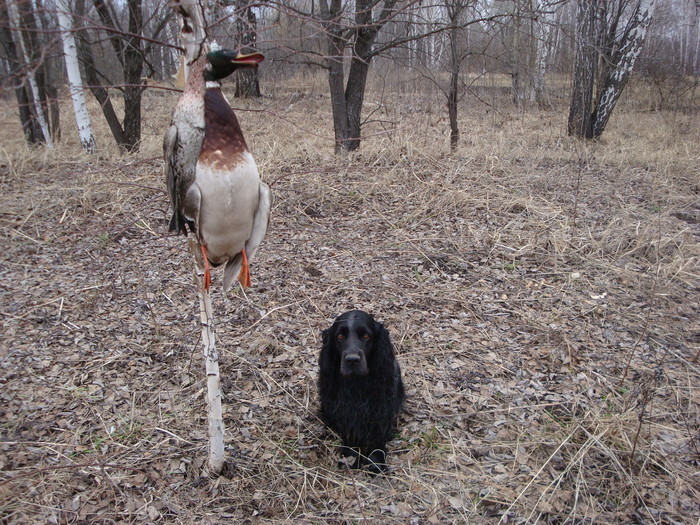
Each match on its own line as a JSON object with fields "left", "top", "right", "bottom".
{"left": 1, "top": 88, "right": 699, "bottom": 524}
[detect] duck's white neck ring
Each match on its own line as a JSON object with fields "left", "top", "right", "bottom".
{"left": 205, "top": 81, "right": 221, "bottom": 90}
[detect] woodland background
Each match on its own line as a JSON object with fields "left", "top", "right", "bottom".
{"left": 1, "top": 0, "right": 699, "bottom": 523}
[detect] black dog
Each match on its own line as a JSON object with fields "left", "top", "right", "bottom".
{"left": 318, "top": 310, "right": 404, "bottom": 473}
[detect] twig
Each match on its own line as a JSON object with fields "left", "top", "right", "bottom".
{"left": 618, "top": 200, "right": 663, "bottom": 386}
{"left": 155, "top": 427, "right": 194, "bottom": 444}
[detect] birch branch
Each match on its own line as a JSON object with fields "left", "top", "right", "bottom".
{"left": 189, "top": 238, "right": 225, "bottom": 474}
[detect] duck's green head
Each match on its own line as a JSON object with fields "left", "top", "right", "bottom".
{"left": 204, "top": 49, "right": 265, "bottom": 81}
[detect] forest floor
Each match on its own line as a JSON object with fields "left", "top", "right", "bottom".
{"left": 1, "top": 86, "right": 699, "bottom": 524}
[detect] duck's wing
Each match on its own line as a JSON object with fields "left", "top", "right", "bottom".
{"left": 164, "top": 122, "right": 201, "bottom": 235}
{"left": 244, "top": 181, "right": 272, "bottom": 262}
{"left": 222, "top": 181, "right": 271, "bottom": 291}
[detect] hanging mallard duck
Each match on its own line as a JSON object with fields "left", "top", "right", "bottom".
{"left": 164, "top": 0, "right": 271, "bottom": 475}
{"left": 164, "top": 39, "right": 270, "bottom": 291}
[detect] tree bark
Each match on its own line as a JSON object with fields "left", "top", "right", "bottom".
{"left": 6, "top": 0, "right": 53, "bottom": 147}
{"left": 0, "top": 0, "right": 39, "bottom": 144}
{"left": 319, "top": 0, "right": 397, "bottom": 152}
{"left": 57, "top": 0, "right": 97, "bottom": 153}
{"left": 590, "top": 0, "right": 655, "bottom": 138}
{"left": 448, "top": 68, "right": 459, "bottom": 150}
{"left": 446, "top": 3, "right": 465, "bottom": 152}
{"left": 189, "top": 239, "right": 225, "bottom": 474}
{"left": 320, "top": 0, "right": 350, "bottom": 152}
{"left": 568, "top": 0, "right": 599, "bottom": 138}
{"left": 568, "top": 0, "right": 655, "bottom": 139}
{"left": 122, "top": 0, "right": 144, "bottom": 152}
{"left": 33, "top": 0, "right": 61, "bottom": 140}
{"left": 234, "top": 0, "right": 261, "bottom": 98}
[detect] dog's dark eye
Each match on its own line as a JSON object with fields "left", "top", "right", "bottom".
{"left": 361, "top": 333, "right": 370, "bottom": 340}
{"left": 337, "top": 334, "right": 345, "bottom": 341}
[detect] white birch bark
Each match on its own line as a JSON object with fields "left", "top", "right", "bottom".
{"left": 189, "top": 239, "right": 225, "bottom": 473}
{"left": 57, "top": 1, "right": 96, "bottom": 153}
{"left": 591, "top": 0, "right": 656, "bottom": 138}
{"left": 174, "top": 2, "right": 225, "bottom": 474}
{"left": 695, "top": 19, "right": 700, "bottom": 75}
{"left": 171, "top": 0, "right": 207, "bottom": 78}
{"left": 533, "top": 0, "right": 558, "bottom": 104}
{"left": 7, "top": 0, "right": 52, "bottom": 148}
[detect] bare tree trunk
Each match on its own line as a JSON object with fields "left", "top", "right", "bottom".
{"left": 344, "top": 42, "right": 373, "bottom": 152}
{"left": 75, "top": 0, "right": 129, "bottom": 150}
{"left": 319, "top": 0, "right": 397, "bottom": 152}
{"left": 123, "top": 0, "right": 144, "bottom": 152}
{"left": 33, "top": 0, "right": 61, "bottom": 140}
{"left": 568, "top": 0, "right": 599, "bottom": 138}
{"left": 446, "top": 4, "right": 465, "bottom": 152}
{"left": 76, "top": 0, "right": 170, "bottom": 152}
{"left": 0, "top": 0, "right": 39, "bottom": 144}
{"left": 57, "top": 0, "right": 97, "bottom": 153}
{"left": 320, "top": 0, "right": 351, "bottom": 152}
{"left": 234, "top": 0, "right": 261, "bottom": 98}
{"left": 590, "top": 0, "right": 655, "bottom": 138}
{"left": 442, "top": 0, "right": 474, "bottom": 151}
{"left": 533, "top": 0, "right": 558, "bottom": 106}
{"left": 75, "top": 37, "right": 129, "bottom": 148}
{"left": 6, "top": 0, "right": 52, "bottom": 148}
{"left": 568, "top": 0, "right": 655, "bottom": 139}
{"left": 91, "top": 0, "right": 145, "bottom": 153}
{"left": 448, "top": 68, "right": 459, "bottom": 150}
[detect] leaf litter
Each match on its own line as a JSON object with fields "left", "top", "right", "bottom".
{"left": 1, "top": 92, "right": 699, "bottom": 523}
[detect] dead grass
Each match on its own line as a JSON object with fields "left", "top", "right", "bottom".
{"left": 1, "top": 81, "right": 699, "bottom": 524}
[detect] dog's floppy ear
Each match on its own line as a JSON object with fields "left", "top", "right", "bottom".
{"left": 372, "top": 320, "right": 394, "bottom": 359}
{"left": 372, "top": 317, "right": 384, "bottom": 335}
{"left": 373, "top": 319, "right": 389, "bottom": 346}
{"left": 321, "top": 327, "right": 338, "bottom": 356}
{"left": 319, "top": 326, "right": 340, "bottom": 377}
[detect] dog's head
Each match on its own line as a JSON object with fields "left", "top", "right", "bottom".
{"left": 324, "top": 310, "right": 381, "bottom": 377}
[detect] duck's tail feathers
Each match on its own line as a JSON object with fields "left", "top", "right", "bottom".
{"left": 223, "top": 254, "right": 243, "bottom": 292}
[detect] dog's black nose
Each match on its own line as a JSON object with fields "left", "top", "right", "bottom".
{"left": 344, "top": 354, "right": 361, "bottom": 364}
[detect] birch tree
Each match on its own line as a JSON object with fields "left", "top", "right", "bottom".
{"left": 234, "top": 0, "right": 262, "bottom": 97}
{"left": 532, "top": 0, "right": 562, "bottom": 106}
{"left": 0, "top": 0, "right": 38, "bottom": 144}
{"left": 568, "top": 0, "right": 656, "bottom": 139}
{"left": 57, "top": 0, "right": 96, "bottom": 153}
{"left": 6, "top": 0, "right": 52, "bottom": 148}
{"left": 72, "top": 0, "right": 173, "bottom": 153}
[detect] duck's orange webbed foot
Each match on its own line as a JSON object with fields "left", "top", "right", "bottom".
{"left": 200, "top": 244, "right": 212, "bottom": 291}
{"left": 237, "top": 249, "right": 251, "bottom": 288}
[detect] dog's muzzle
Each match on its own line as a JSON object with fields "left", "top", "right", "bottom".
{"left": 341, "top": 353, "right": 368, "bottom": 376}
